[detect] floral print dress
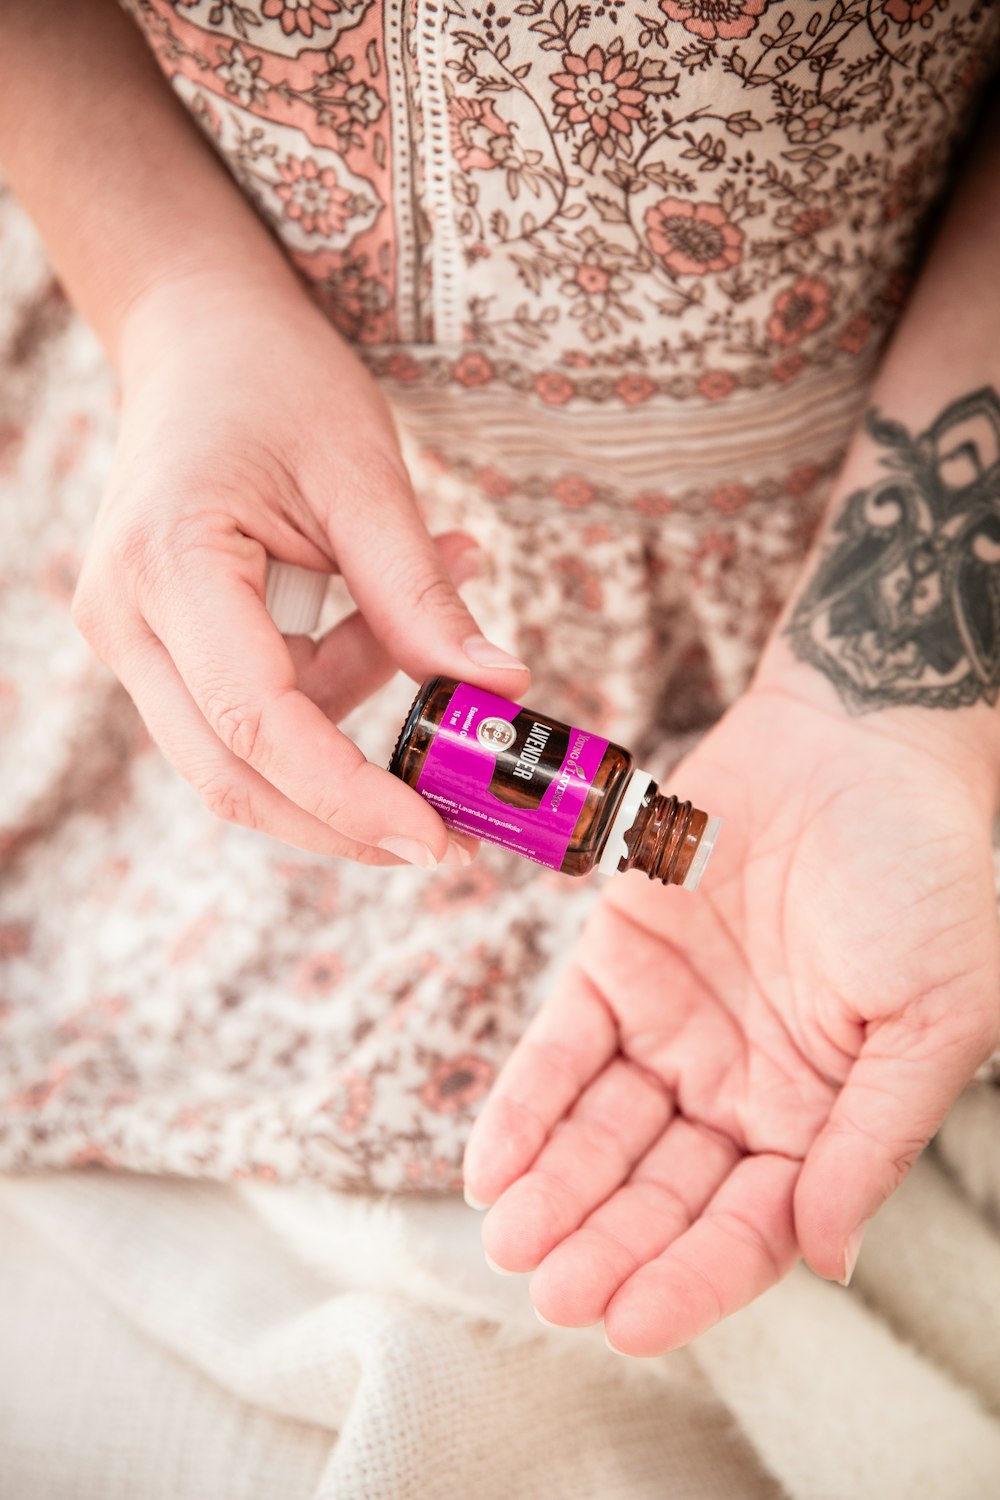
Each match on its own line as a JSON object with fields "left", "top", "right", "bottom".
{"left": 0, "top": 0, "right": 997, "bottom": 1191}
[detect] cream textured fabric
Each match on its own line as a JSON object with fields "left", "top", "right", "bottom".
{"left": 2, "top": 1083, "right": 1000, "bottom": 1500}
{"left": 0, "top": 1172, "right": 782, "bottom": 1500}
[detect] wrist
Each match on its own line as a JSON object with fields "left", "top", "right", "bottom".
{"left": 754, "top": 374, "right": 1000, "bottom": 820}
{"left": 0, "top": 0, "right": 308, "bottom": 378}
{"left": 753, "top": 642, "right": 1000, "bottom": 818}
{"left": 116, "top": 260, "right": 314, "bottom": 390}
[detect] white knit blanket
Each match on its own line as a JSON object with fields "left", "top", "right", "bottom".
{"left": 2, "top": 1122, "right": 1000, "bottom": 1500}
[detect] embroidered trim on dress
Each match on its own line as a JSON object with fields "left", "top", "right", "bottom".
{"left": 386, "top": 0, "right": 418, "bottom": 342}
{"left": 390, "top": 351, "right": 880, "bottom": 510}
{"left": 417, "top": 0, "right": 463, "bottom": 344}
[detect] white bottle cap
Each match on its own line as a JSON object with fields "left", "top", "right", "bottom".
{"left": 595, "top": 769, "right": 656, "bottom": 877}
{"left": 265, "top": 560, "right": 329, "bottom": 635}
{"left": 682, "top": 814, "right": 722, "bottom": 892}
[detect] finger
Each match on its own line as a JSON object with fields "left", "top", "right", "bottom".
{"left": 111, "top": 622, "right": 412, "bottom": 863}
{"left": 287, "top": 532, "right": 483, "bottom": 720}
{"left": 462, "top": 963, "right": 618, "bottom": 1207}
{"left": 329, "top": 461, "right": 531, "bottom": 693}
{"left": 285, "top": 606, "right": 395, "bottom": 721}
{"left": 530, "top": 1116, "right": 739, "bottom": 1327}
{"left": 604, "top": 1153, "right": 800, "bottom": 1357}
{"left": 270, "top": 532, "right": 481, "bottom": 864}
{"left": 795, "top": 999, "right": 998, "bottom": 1285}
{"left": 133, "top": 528, "right": 457, "bottom": 860}
{"left": 480, "top": 1058, "right": 672, "bottom": 1274}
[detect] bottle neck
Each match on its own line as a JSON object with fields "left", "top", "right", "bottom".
{"left": 620, "top": 789, "right": 708, "bottom": 886}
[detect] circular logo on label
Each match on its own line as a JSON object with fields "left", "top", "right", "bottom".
{"left": 476, "top": 716, "right": 517, "bottom": 752}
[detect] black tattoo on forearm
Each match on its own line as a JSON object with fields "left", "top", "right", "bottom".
{"left": 786, "top": 386, "right": 1000, "bottom": 713}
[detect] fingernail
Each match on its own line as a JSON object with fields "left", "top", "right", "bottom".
{"left": 377, "top": 836, "right": 438, "bottom": 867}
{"left": 534, "top": 1306, "right": 558, "bottom": 1328}
{"left": 484, "top": 1250, "right": 516, "bottom": 1276}
{"left": 839, "top": 1221, "right": 867, "bottom": 1287}
{"left": 442, "top": 838, "right": 474, "bottom": 867}
{"left": 604, "top": 1330, "right": 627, "bottom": 1356}
{"left": 463, "top": 1186, "right": 491, "bottom": 1210}
{"left": 463, "top": 634, "right": 529, "bottom": 672}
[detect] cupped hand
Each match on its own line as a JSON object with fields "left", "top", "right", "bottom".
{"left": 463, "top": 684, "right": 1000, "bottom": 1354}
{"left": 71, "top": 270, "right": 529, "bottom": 864}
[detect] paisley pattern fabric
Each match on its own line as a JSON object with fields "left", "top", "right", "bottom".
{"left": 0, "top": 1, "right": 997, "bottom": 1190}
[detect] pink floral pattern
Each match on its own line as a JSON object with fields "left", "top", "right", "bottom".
{"left": 276, "top": 155, "right": 352, "bottom": 235}
{"left": 646, "top": 198, "right": 744, "bottom": 277}
{"left": 262, "top": 0, "right": 341, "bottom": 38}
{"left": 551, "top": 43, "right": 649, "bottom": 144}
{"left": 119, "top": 0, "right": 999, "bottom": 413}
{"left": 659, "top": 0, "right": 771, "bottom": 42}
{"left": 0, "top": 3, "right": 995, "bottom": 1195}
{"left": 884, "top": 0, "right": 938, "bottom": 23}
{"left": 294, "top": 950, "right": 346, "bottom": 995}
{"left": 766, "top": 276, "right": 832, "bottom": 347}
{"left": 453, "top": 350, "right": 494, "bottom": 386}
{"left": 216, "top": 43, "right": 271, "bottom": 107}
{"left": 448, "top": 96, "right": 512, "bottom": 171}
{"left": 421, "top": 1055, "right": 494, "bottom": 1115}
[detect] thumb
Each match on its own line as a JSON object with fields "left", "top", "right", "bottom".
{"left": 794, "top": 999, "right": 997, "bottom": 1285}
{"left": 332, "top": 463, "right": 531, "bottom": 694}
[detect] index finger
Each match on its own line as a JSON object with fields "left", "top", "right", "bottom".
{"left": 136, "top": 538, "right": 454, "bottom": 858}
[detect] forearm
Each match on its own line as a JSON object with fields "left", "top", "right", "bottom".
{"left": 756, "top": 86, "right": 1000, "bottom": 806}
{"left": 0, "top": 0, "right": 302, "bottom": 369}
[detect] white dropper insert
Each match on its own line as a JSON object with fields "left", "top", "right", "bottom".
{"left": 265, "top": 560, "right": 328, "bottom": 635}
{"left": 682, "top": 814, "right": 722, "bottom": 892}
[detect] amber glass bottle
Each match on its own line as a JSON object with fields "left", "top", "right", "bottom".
{"left": 389, "top": 676, "right": 720, "bottom": 888}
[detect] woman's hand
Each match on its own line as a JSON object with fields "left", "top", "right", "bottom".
{"left": 71, "top": 271, "right": 530, "bottom": 865}
{"left": 0, "top": 0, "right": 529, "bottom": 867}
{"left": 462, "top": 683, "right": 1000, "bottom": 1354}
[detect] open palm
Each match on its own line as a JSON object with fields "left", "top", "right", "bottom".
{"left": 463, "top": 687, "right": 1000, "bottom": 1355}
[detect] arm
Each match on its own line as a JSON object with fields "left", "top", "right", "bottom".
{"left": 0, "top": 0, "right": 298, "bottom": 367}
{"left": 0, "top": 0, "right": 530, "bottom": 865}
{"left": 757, "top": 84, "right": 1000, "bottom": 787}
{"left": 463, "top": 88, "right": 1000, "bottom": 1352}
{"left": 745, "top": 81, "right": 1000, "bottom": 1288}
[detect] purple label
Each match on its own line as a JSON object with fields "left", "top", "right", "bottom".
{"left": 415, "top": 682, "right": 609, "bottom": 870}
